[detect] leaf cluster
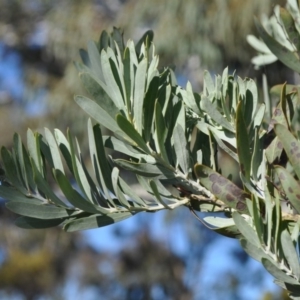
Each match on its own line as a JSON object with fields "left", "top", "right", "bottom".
{"left": 3, "top": 1, "right": 300, "bottom": 297}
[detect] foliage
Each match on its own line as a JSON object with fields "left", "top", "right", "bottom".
{"left": 3, "top": 0, "right": 300, "bottom": 298}
{"left": 247, "top": 0, "right": 300, "bottom": 70}
{"left": 0, "top": 0, "right": 274, "bottom": 152}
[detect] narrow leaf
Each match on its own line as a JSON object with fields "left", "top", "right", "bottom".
{"left": 245, "top": 78, "right": 258, "bottom": 122}
{"left": 262, "top": 258, "right": 299, "bottom": 285}
{"left": 274, "top": 124, "right": 300, "bottom": 179}
{"left": 118, "top": 177, "right": 148, "bottom": 207}
{"left": 75, "top": 95, "right": 119, "bottom": 132}
{"left": 182, "top": 82, "right": 201, "bottom": 115}
{"left": 102, "top": 136, "right": 155, "bottom": 163}
{"left": 201, "top": 96, "right": 234, "bottom": 132}
{"left": 27, "top": 129, "right": 43, "bottom": 174}
{"left": 135, "top": 30, "right": 154, "bottom": 57}
{"left": 15, "top": 216, "right": 65, "bottom": 229}
{"left": 54, "top": 169, "right": 110, "bottom": 214}
{"left": 255, "top": 18, "right": 300, "bottom": 74}
{"left": 254, "top": 103, "right": 266, "bottom": 128}
{"left": 44, "top": 128, "right": 64, "bottom": 174}
{"left": 275, "top": 280, "right": 300, "bottom": 296}
{"left": 111, "top": 27, "right": 124, "bottom": 53}
{"left": 115, "top": 159, "right": 175, "bottom": 179}
{"left": 1, "top": 147, "right": 28, "bottom": 194}
{"left": 0, "top": 186, "right": 41, "bottom": 204}
{"left": 31, "top": 159, "right": 68, "bottom": 208}
{"left": 67, "top": 130, "right": 94, "bottom": 204}
{"left": 212, "top": 225, "right": 241, "bottom": 238}
{"left": 14, "top": 133, "right": 29, "bottom": 190}
{"left": 173, "top": 124, "right": 189, "bottom": 174}
{"left": 281, "top": 229, "right": 300, "bottom": 279}
{"left": 101, "top": 49, "right": 124, "bottom": 108}
{"left": 111, "top": 168, "right": 131, "bottom": 209}
{"left": 240, "top": 239, "right": 269, "bottom": 262}
{"left": 274, "top": 166, "right": 300, "bottom": 214}
{"left": 79, "top": 72, "right": 119, "bottom": 118}
{"left": 18, "top": 135, "right": 36, "bottom": 192}
{"left": 268, "top": 84, "right": 289, "bottom": 132}
{"left": 133, "top": 57, "right": 147, "bottom": 134}
{"left": 265, "top": 136, "right": 283, "bottom": 164}
{"left": 116, "top": 114, "right": 151, "bottom": 154}
{"left": 123, "top": 47, "right": 132, "bottom": 112}
{"left": 54, "top": 129, "right": 74, "bottom": 175}
{"left": 194, "top": 164, "right": 249, "bottom": 213}
{"left": 155, "top": 100, "right": 169, "bottom": 163}
{"left": 87, "top": 40, "right": 104, "bottom": 81}
{"left": 233, "top": 212, "right": 261, "bottom": 247}
{"left": 203, "top": 70, "right": 214, "bottom": 95}
{"left": 208, "top": 128, "right": 238, "bottom": 162}
{"left": 251, "top": 128, "right": 263, "bottom": 181}
{"left": 6, "top": 201, "right": 76, "bottom": 219}
{"left": 149, "top": 180, "right": 170, "bottom": 209}
{"left": 93, "top": 124, "right": 114, "bottom": 194}
{"left": 236, "top": 101, "right": 251, "bottom": 180}
{"left": 64, "top": 212, "right": 133, "bottom": 232}
{"left": 99, "top": 30, "right": 109, "bottom": 50}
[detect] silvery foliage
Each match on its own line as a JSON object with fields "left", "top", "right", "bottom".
{"left": 2, "top": 2, "right": 300, "bottom": 296}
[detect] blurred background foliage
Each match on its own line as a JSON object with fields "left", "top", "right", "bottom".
{"left": 0, "top": 0, "right": 295, "bottom": 299}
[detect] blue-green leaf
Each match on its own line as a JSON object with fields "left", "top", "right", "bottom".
{"left": 27, "top": 129, "right": 43, "bottom": 174}
{"left": 133, "top": 57, "right": 147, "bottom": 134}
{"left": 64, "top": 212, "right": 133, "bottom": 232}
{"left": 54, "top": 169, "right": 110, "bottom": 214}
{"left": 194, "top": 164, "right": 249, "bottom": 213}
{"left": 1, "top": 147, "right": 27, "bottom": 194}
{"left": 75, "top": 95, "right": 119, "bottom": 132}
{"left": 274, "top": 124, "right": 300, "bottom": 179}
{"left": 15, "top": 216, "right": 66, "bottom": 229}
{"left": 67, "top": 130, "right": 94, "bottom": 204}
{"left": 154, "top": 100, "right": 169, "bottom": 162}
{"left": 44, "top": 128, "right": 64, "bottom": 174}
{"left": 281, "top": 230, "right": 300, "bottom": 279}
{"left": 274, "top": 166, "right": 300, "bottom": 214}
{"left": 79, "top": 72, "right": 119, "bottom": 118}
{"left": 251, "top": 129, "right": 263, "bottom": 181}
{"left": 0, "top": 186, "right": 41, "bottom": 204}
{"left": 149, "top": 180, "right": 170, "bottom": 209}
{"left": 262, "top": 258, "right": 299, "bottom": 285}
{"left": 203, "top": 70, "right": 214, "bottom": 95}
{"left": 236, "top": 101, "right": 251, "bottom": 180}
{"left": 101, "top": 49, "right": 124, "bottom": 109}
{"left": 116, "top": 114, "right": 151, "bottom": 154}
{"left": 233, "top": 212, "right": 260, "bottom": 248}
{"left": 31, "top": 160, "right": 69, "bottom": 208}
{"left": 240, "top": 239, "right": 269, "bottom": 262}
{"left": 115, "top": 159, "right": 174, "bottom": 179}
{"left": 173, "top": 124, "right": 189, "bottom": 174}
{"left": 111, "top": 167, "right": 131, "bottom": 209}
{"left": 6, "top": 201, "right": 76, "bottom": 219}
{"left": 201, "top": 96, "right": 234, "bottom": 132}
{"left": 92, "top": 123, "right": 114, "bottom": 195}
{"left": 265, "top": 136, "right": 283, "bottom": 164}
{"left": 103, "top": 136, "right": 155, "bottom": 163}
{"left": 118, "top": 176, "right": 148, "bottom": 207}
{"left": 13, "top": 133, "right": 29, "bottom": 191}
{"left": 87, "top": 40, "right": 104, "bottom": 81}
{"left": 255, "top": 18, "right": 300, "bottom": 74}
